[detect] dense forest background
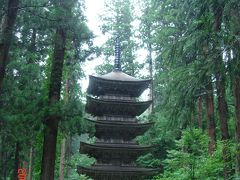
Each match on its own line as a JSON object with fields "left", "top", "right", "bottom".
{"left": 0, "top": 0, "right": 240, "bottom": 179}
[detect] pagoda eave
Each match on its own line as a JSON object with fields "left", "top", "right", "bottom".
{"left": 85, "top": 118, "right": 153, "bottom": 128}
{"left": 78, "top": 165, "right": 161, "bottom": 178}
{"left": 85, "top": 96, "right": 152, "bottom": 116}
{"left": 87, "top": 75, "right": 151, "bottom": 97}
{"left": 80, "top": 142, "right": 154, "bottom": 163}
{"left": 85, "top": 118, "right": 153, "bottom": 140}
{"left": 80, "top": 142, "right": 153, "bottom": 153}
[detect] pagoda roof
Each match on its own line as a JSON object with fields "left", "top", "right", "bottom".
{"left": 85, "top": 118, "right": 153, "bottom": 127}
{"left": 87, "top": 71, "right": 151, "bottom": 97}
{"left": 78, "top": 165, "right": 161, "bottom": 177}
{"left": 99, "top": 70, "right": 148, "bottom": 82}
{"left": 80, "top": 142, "right": 153, "bottom": 153}
{"left": 85, "top": 118, "right": 153, "bottom": 140}
{"left": 85, "top": 96, "right": 152, "bottom": 117}
{"left": 80, "top": 142, "right": 154, "bottom": 164}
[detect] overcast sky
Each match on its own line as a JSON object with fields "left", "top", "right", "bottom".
{"left": 80, "top": 0, "right": 105, "bottom": 91}
{"left": 85, "top": 0, "right": 105, "bottom": 44}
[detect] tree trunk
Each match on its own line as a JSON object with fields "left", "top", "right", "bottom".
{"left": 40, "top": 27, "right": 66, "bottom": 180}
{"left": 28, "top": 145, "right": 33, "bottom": 180}
{"left": 216, "top": 74, "right": 229, "bottom": 140}
{"left": 234, "top": 76, "right": 240, "bottom": 176}
{"left": 0, "top": 0, "right": 19, "bottom": 90}
{"left": 212, "top": 0, "right": 229, "bottom": 140}
{"left": 0, "top": 136, "right": 3, "bottom": 177}
{"left": 212, "top": 2, "right": 232, "bottom": 178}
{"left": 3, "top": 151, "right": 7, "bottom": 180}
{"left": 216, "top": 72, "right": 232, "bottom": 178}
{"left": 205, "top": 82, "right": 216, "bottom": 154}
{"left": 58, "top": 75, "right": 70, "bottom": 179}
{"left": 0, "top": 142, "right": 7, "bottom": 179}
{"left": 197, "top": 96, "right": 203, "bottom": 129}
{"left": 59, "top": 138, "right": 66, "bottom": 180}
{"left": 148, "top": 42, "right": 154, "bottom": 112}
{"left": 13, "top": 142, "right": 20, "bottom": 180}
{"left": 0, "top": 138, "right": 8, "bottom": 180}
{"left": 227, "top": 3, "right": 240, "bottom": 176}
{"left": 28, "top": 28, "right": 36, "bottom": 64}
{"left": 41, "top": 119, "right": 59, "bottom": 180}
{"left": 66, "top": 136, "right": 72, "bottom": 177}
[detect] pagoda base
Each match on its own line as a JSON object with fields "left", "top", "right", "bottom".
{"left": 78, "top": 165, "right": 161, "bottom": 180}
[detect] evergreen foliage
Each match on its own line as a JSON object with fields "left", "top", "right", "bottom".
{"left": 0, "top": 0, "right": 240, "bottom": 179}
{"left": 95, "top": 0, "right": 140, "bottom": 76}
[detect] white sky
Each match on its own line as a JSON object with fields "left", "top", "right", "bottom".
{"left": 80, "top": 0, "right": 149, "bottom": 99}
{"left": 80, "top": 0, "right": 105, "bottom": 91}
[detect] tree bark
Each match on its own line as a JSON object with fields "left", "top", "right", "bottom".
{"left": 0, "top": 136, "right": 3, "bottom": 177}
{"left": 0, "top": 0, "right": 19, "bottom": 90}
{"left": 216, "top": 71, "right": 232, "bottom": 178}
{"left": 66, "top": 136, "right": 72, "bottom": 177}
{"left": 40, "top": 27, "right": 66, "bottom": 180}
{"left": 197, "top": 96, "right": 203, "bottom": 129}
{"left": 213, "top": 0, "right": 229, "bottom": 141}
{"left": 0, "top": 137, "right": 8, "bottom": 180}
{"left": 28, "top": 145, "right": 33, "bottom": 180}
{"left": 148, "top": 42, "right": 154, "bottom": 112}
{"left": 59, "top": 138, "right": 66, "bottom": 180}
{"left": 0, "top": 137, "right": 7, "bottom": 179}
{"left": 28, "top": 28, "right": 36, "bottom": 64}
{"left": 13, "top": 142, "right": 20, "bottom": 180}
{"left": 216, "top": 73, "right": 229, "bottom": 140}
{"left": 58, "top": 75, "right": 70, "bottom": 179}
{"left": 235, "top": 76, "right": 240, "bottom": 175}
{"left": 228, "top": 2, "right": 240, "bottom": 176}
{"left": 3, "top": 152, "right": 7, "bottom": 180}
{"left": 205, "top": 82, "right": 216, "bottom": 154}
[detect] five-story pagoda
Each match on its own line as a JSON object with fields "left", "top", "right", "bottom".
{"left": 78, "top": 38, "right": 159, "bottom": 179}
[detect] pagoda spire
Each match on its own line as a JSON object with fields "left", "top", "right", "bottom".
{"left": 114, "top": 36, "right": 122, "bottom": 71}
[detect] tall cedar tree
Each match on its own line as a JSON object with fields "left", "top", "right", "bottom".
{"left": 0, "top": 0, "right": 19, "bottom": 89}
{"left": 40, "top": 1, "right": 67, "bottom": 178}
{"left": 212, "top": 1, "right": 232, "bottom": 178}
{"left": 40, "top": 27, "right": 66, "bottom": 179}
{"left": 227, "top": 0, "right": 240, "bottom": 175}
{"left": 139, "top": 0, "right": 156, "bottom": 111}
{"left": 205, "top": 81, "right": 216, "bottom": 153}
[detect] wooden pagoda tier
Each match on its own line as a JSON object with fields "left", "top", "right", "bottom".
{"left": 85, "top": 118, "right": 153, "bottom": 141}
{"left": 87, "top": 71, "right": 151, "bottom": 97}
{"left": 85, "top": 95, "right": 152, "bottom": 117}
{"left": 80, "top": 142, "right": 154, "bottom": 164}
{"left": 78, "top": 165, "right": 161, "bottom": 180}
{"left": 79, "top": 80, "right": 161, "bottom": 179}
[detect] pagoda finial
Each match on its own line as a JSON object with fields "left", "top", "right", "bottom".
{"left": 114, "top": 36, "right": 122, "bottom": 71}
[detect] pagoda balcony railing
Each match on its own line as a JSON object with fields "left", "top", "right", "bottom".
{"left": 95, "top": 162, "right": 136, "bottom": 166}
{"left": 96, "top": 115, "right": 136, "bottom": 122}
{"left": 96, "top": 139, "right": 135, "bottom": 144}
{"left": 99, "top": 94, "right": 136, "bottom": 102}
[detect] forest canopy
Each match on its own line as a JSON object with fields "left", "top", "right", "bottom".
{"left": 0, "top": 0, "right": 240, "bottom": 179}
